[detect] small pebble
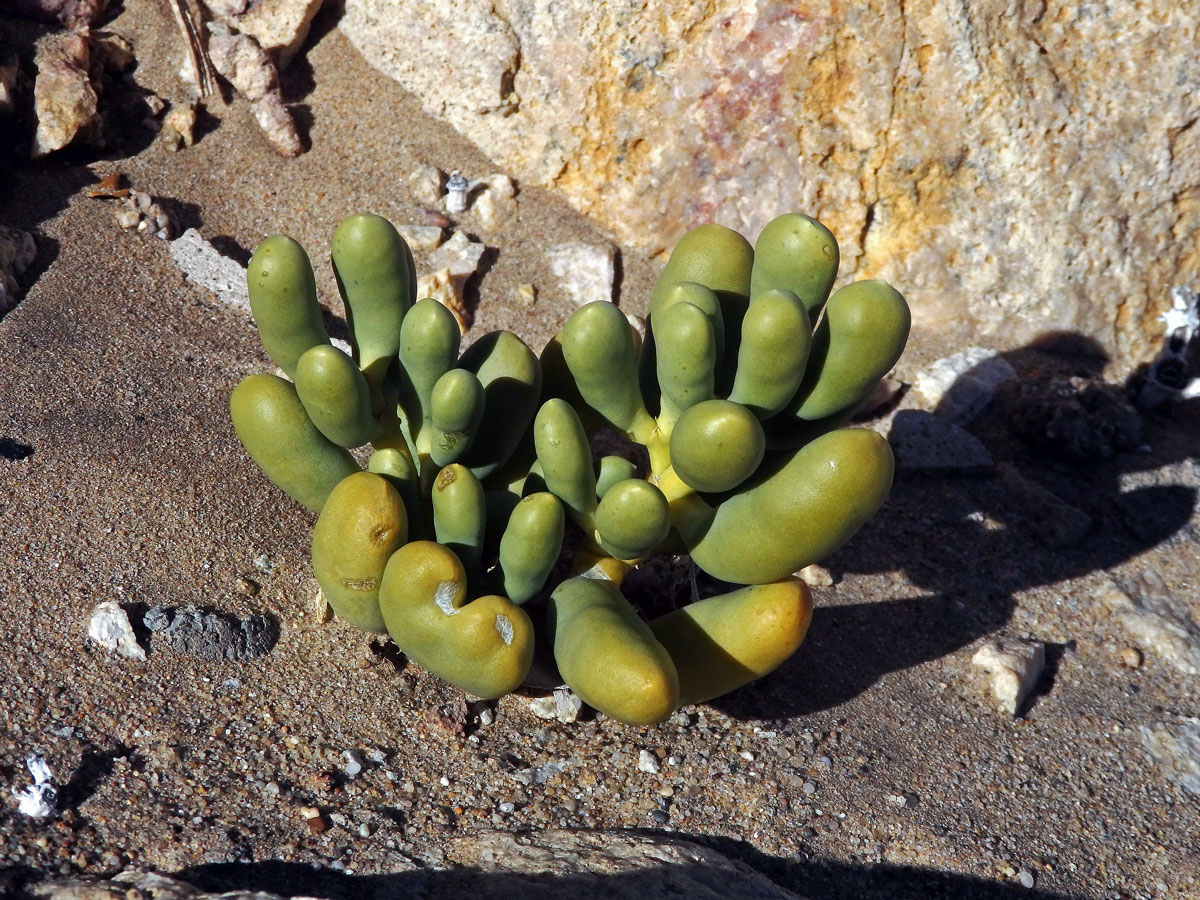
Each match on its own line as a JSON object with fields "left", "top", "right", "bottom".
{"left": 650, "top": 808, "right": 669, "bottom": 824}
{"left": 514, "top": 283, "right": 537, "bottom": 306}
{"left": 1018, "top": 869, "right": 1035, "bottom": 888}
{"left": 236, "top": 576, "right": 260, "bottom": 596}
{"left": 797, "top": 564, "right": 834, "bottom": 587}
{"left": 358, "top": 823, "right": 373, "bottom": 838}
{"left": 342, "top": 750, "right": 364, "bottom": 778}
{"left": 637, "top": 750, "right": 661, "bottom": 774}
{"left": 802, "top": 781, "right": 818, "bottom": 796}
{"left": 1119, "top": 646, "right": 1143, "bottom": 669}
{"left": 498, "top": 802, "right": 515, "bottom": 814}
{"left": 478, "top": 707, "right": 495, "bottom": 726}
{"left": 972, "top": 638, "right": 1046, "bottom": 715}
{"left": 312, "top": 589, "right": 333, "bottom": 623}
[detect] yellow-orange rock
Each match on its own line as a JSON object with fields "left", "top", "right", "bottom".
{"left": 341, "top": 1, "right": 1200, "bottom": 367}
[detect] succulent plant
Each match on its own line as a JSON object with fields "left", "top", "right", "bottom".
{"left": 230, "top": 211, "right": 910, "bottom": 723}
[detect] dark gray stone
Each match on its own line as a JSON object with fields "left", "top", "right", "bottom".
{"left": 887, "top": 410, "right": 994, "bottom": 474}
{"left": 143, "top": 605, "right": 278, "bottom": 661}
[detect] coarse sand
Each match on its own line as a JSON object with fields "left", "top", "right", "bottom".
{"left": 1, "top": 4, "right": 1199, "bottom": 899}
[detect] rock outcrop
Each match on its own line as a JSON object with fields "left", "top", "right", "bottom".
{"left": 341, "top": 0, "right": 1200, "bottom": 369}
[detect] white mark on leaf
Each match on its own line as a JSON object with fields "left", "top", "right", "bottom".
{"left": 494, "top": 614, "right": 514, "bottom": 645}
{"left": 434, "top": 581, "right": 460, "bottom": 616}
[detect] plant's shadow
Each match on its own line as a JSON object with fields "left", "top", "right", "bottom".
{"left": 711, "top": 331, "right": 1199, "bottom": 720}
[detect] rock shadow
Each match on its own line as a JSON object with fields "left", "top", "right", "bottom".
{"left": 0, "top": 436, "right": 35, "bottom": 460}
{"left": 167, "top": 846, "right": 1077, "bottom": 900}
{"left": 711, "top": 331, "right": 1199, "bottom": 720}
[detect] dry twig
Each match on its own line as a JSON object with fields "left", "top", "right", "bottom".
{"left": 165, "top": 0, "right": 218, "bottom": 99}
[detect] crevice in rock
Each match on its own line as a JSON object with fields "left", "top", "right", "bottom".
{"left": 490, "top": 1, "right": 522, "bottom": 113}
{"left": 859, "top": 0, "right": 906, "bottom": 270}
{"left": 858, "top": 200, "right": 877, "bottom": 256}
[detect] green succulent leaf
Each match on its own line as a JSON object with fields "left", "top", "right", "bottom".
{"left": 496, "top": 492, "right": 566, "bottom": 605}
{"left": 246, "top": 235, "right": 330, "bottom": 378}
{"left": 594, "top": 455, "right": 638, "bottom": 500}
{"left": 367, "top": 446, "right": 422, "bottom": 539}
{"left": 294, "top": 344, "right": 378, "bottom": 448}
{"left": 429, "top": 368, "right": 485, "bottom": 467}
{"left": 654, "top": 299, "right": 717, "bottom": 427}
{"left": 651, "top": 579, "right": 813, "bottom": 705}
{"left": 430, "top": 463, "right": 486, "bottom": 587}
{"left": 728, "top": 288, "right": 812, "bottom": 419}
{"left": 547, "top": 576, "right": 679, "bottom": 725}
{"left": 594, "top": 478, "right": 670, "bottom": 561}
{"left": 533, "top": 398, "right": 597, "bottom": 524}
{"left": 398, "top": 297, "right": 462, "bottom": 449}
{"left": 459, "top": 331, "right": 543, "bottom": 480}
{"left": 648, "top": 224, "right": 753, "bottom": 320}
{"left": 311, "top": 471, "right": 408, "bottom": 633}
{"left": 561, "top": 301, "right": 653, "bottom": 439}
{"left": 683, "top": 427, "right": 894, "bottom": 583}
{"left": 790, "top": 279, "right": 911, "bottom": 421}
{"left": 648, "top": 224, "right": 752, "bottom": 392}
{"left": 230, "top": 374, "right": 360, "bottom": 512}
{"left": 750, "top": 213, "right": 839, "bottom": 315}
{"left": 668, "top": 399, "right": 765, "bottom": 494}
{"left": 640, "top": 281, "right": 724, "bottom": 414}
{"left": 331, "top": 214, "right": 415, "bottom": 398}
{"left": 379, "top": 541, "right": 534, "bottom": 699}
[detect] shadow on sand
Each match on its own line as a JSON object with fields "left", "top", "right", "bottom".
{"left": 710, "top": 331, "right": 1198, "bottom": 720}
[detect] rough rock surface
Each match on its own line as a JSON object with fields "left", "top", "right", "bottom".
{"left": 31, "top": 33, "right": 98, "bottom": 158}
{"left": 886, "top": 409, "right": 993, "bottom": 474}
{"left": 0, "top": 226, "right": 36, "bottom": 315}
{"left": 971, "top": 638, "right": 1047, "bottom": 716}
{"left": 445, "top": 829, "right": 805, "bottom": 898}
{"left": 207, "top": 27, "right": 302, "bottom": 156}
{"left": 546, "top": 241, "right": 616, "bottom": 307}
{"left": 233, "top": 0, "right": 325, "bottom": 67}
{"left": 143, "top": 605, "right": 278, "bottom": 661}
{"left": 1140, "top": 718, "right": 1200, "bottom": 798}
{"left": 169, "top": 228, "right": 251, "bottom": 312}
{"left": 29, "top": 832, "right": 805, "bottom": 899}
{"left": 340, "top": 0, "right": 1200, "bottom": 368}
{"left": 3, "top": 7, "right": 1199, "bottom": 897}
{"left": 31, "top": 871, "right": 301, "bottom": 899}
{"left": 9, "top": 0, "right": 108, "bottom": 27}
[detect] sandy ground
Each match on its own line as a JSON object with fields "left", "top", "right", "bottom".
{"left": 2, "top": 5, "right": 1199, "bottom": 900}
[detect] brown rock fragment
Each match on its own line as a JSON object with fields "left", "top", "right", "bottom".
{"left": 0, "top": 58, "right": 19, "bottom": 118}
{"left": 235, "top": 0, "right": 325, "bottom": 68}
{"left": 31, "top": 33, "right": 98, "bottom": 158}
{"left": 8, "top": 0, "right": 108, "bottom": 27}
{"left": 161, "top": 102, "right": 197, "bottom": 150}
{"left": 207, "top": 26, "right": 302, "bottom": 156}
